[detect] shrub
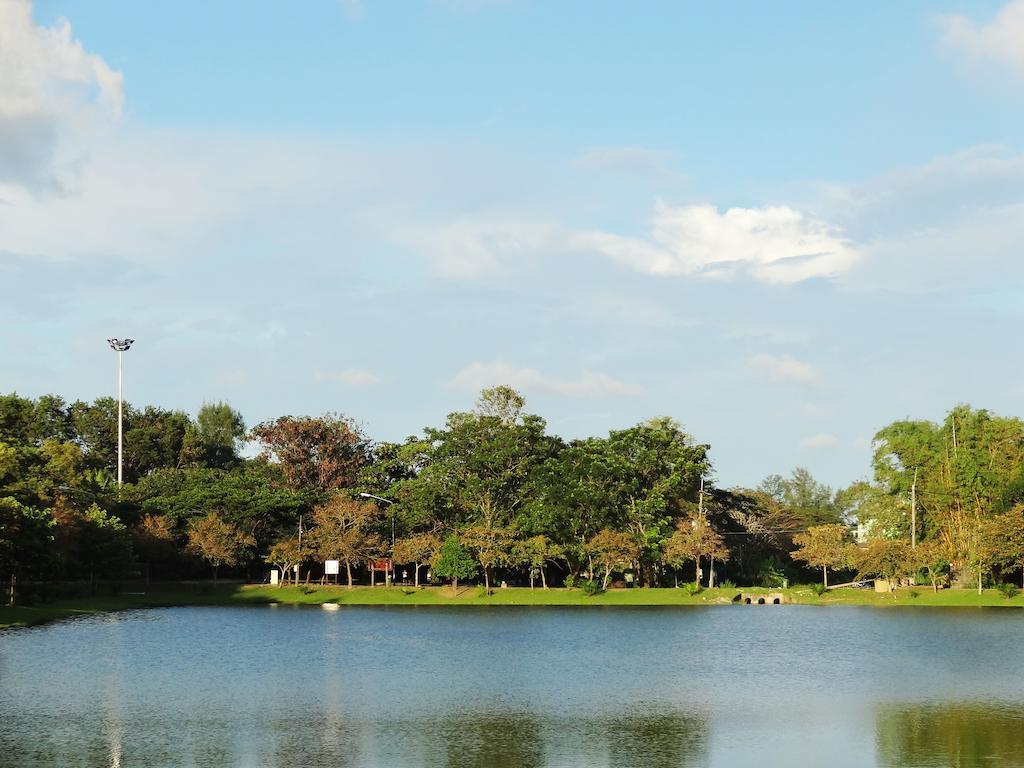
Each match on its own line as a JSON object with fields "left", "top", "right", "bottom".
{"left": 684, "top": 581, "right": 702, "bottom": 595}
{"left": 811, "top": 583, "right": 827, "bottom": 596}
{"left": 719, "top": 579, "right": 735, "bottom": 590}
{"left": 756, "top": 556, "right": 787, "bottom": 588}
{"left": 563, "top": 574, "right": 578, "bottom": 589}
{"left": 908, "top": 589, "right": 920, "bottom": 599}
{"left": 579, "top": 579, "right": 603, "bottom": 596}
{"left": 997, "top": 583, "right": 1019, "bottom": 599}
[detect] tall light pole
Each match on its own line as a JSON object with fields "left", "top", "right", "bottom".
{"left": 107, "top": 338, "right": 134, "bottom": 486}
{"left": 360, "top": 492, "right": 395, "bottom": 585}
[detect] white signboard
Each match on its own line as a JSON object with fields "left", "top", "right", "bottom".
{"left": 269, "top": 569, "right": 279, "bottom": 585}
{"left": 325, "top": 560, "right": 340, "bottom": 575}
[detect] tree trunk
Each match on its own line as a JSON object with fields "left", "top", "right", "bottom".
{"left": 452, "top": 576, "right": 458, "bottom": 594}
{"left": 346, "top": 561, "right": 353, "bottom": 588}
{"left": 529, "top": 570, "right": 534, "bottom": 590}
{"left": 213, "top": 565, "right": 218, "bottom": 587}
{"left": 694, "top": 557, "right": 700, "bottom": 584}
{"left": 540, "top": 566, "right": 547, "bottom": 590}
{"left": 978, "top": 569, "right": 983, "bottom": 595}
{"left": 371, "top": 567, "right": 376, "bottom": 588}
{"left": 484, "top": 567, "right": 490, "bottom": 592}
{"left": 823, "top": 566, "right": 828, "bottom": 589}
{"left": 414, "top": 563, "right": 420, "bottom": 588}
{"left": 928, "top": 568, "right": 938, "bottom": 593}
{"left": 8, "top": 572, "right": 15, "bottom": 607}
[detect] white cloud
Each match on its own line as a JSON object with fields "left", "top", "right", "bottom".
{"left": 0, "top": 0, "right": 123, "bottom": 193}
{"left": 449, "top": 360, "right": 642, "bottom": 398}
{"left": 941, "top": 1, "right": 1024, "bottom": 75}
{"left": 749, "top": 353, "right": 821, "bottom": 386}
{"left": 575, "top": 202, "right": 859, "bottom": 284}
{"left": 799, "top": 433, "right": 840, "bottom": 450}
{"left": 315, "top": 368, "right": 381, "bottom": 387}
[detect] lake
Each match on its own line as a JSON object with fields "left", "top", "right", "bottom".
{"left": 1, "top": 605, "right": 1023, "bottom": 767}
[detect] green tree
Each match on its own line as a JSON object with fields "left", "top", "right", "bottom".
{"left": 432, "top": 534, "right": 476, "bottom": 592}
{"left": 872, "top": 406, "right": 1024, "bottom": 584}
{"left": 132, "top": 513, "right": 178, "bottom": 582}
{"left": 421, "top": 388, "right": 555, "bottom": 530}
{"left": 460, "top": 506, "right": 519, "bottom": 591}
{"left": 979, "top": 505, "right": 1024, "bottom": 588}
{"left": 309, "top": 496, "right": 382, "bottom": 588}
{"left": 186, "top": 511, "right": 253, "bottom": 584}
{"left": 250, "top": 413, "right": 369, "bottom": 497}
{"left": 587, "top": 529, "right": 640, "bottom": 590}
{"left": 760, "top": 467, "right": 842, "bottom": 527}
{"left": 664, "top": 513, "right": 728, "bottom": 587}
{"left": 0, "top": 496, "right": 53, "bottom": 605}
{"left": 183, "top": 402, "right": 246, "bottom": 469}
{"left": 266, "top": 535, "right": 304, "bottom": 587}
{"left": 792, "top": 523, "right": 850, "bottom": 588}
{"left": 515, "top": 534, "right": 560, "bottom": 589}
{"left": 392, "top": 532, "right": 441, "bottom": 587}
{"left": 851, "top": 538, "right": 913, "bottom": 592}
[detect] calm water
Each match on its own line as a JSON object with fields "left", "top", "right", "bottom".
{"left": 2, "top": 605, "right": 1024, "bottom": 767}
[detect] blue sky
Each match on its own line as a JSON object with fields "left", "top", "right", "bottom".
{"left": 3, "top": 0, "right": 1024, "bottom": 490}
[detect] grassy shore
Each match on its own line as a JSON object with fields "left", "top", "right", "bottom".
{"left": 3, "top": 582, "right": 1024, "bottom": 629}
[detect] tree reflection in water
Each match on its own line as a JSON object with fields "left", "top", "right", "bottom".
{"left": 876, "top": 703, "right": 1024, "bottom": 768}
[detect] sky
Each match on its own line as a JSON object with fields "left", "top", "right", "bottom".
{"left": 2, "top": 0, "right": 1024, "bottom": 490}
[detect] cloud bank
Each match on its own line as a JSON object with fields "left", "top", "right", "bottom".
{"left": 0, "top": 0, "right": 123, "bottom": 193}
{"left": 941, "top": 1, "right": 1024, "bottom": 75}
{"left": 575, "top": 202, "right": 859, "bottom": 284}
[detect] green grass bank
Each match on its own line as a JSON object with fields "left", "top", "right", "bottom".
{"left": 4, "top": 582, "right": 1024, "bottom": 629}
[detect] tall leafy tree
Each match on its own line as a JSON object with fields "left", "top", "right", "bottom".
{"left": 664, "top": 512, "right": 728, "bottom": 586}
{"left": 433, "top": 535, "right": 476, "bottom": 592}
{"left": 187, "top": 512, "right": 253, "bottom": 585}
{"left": 309, "top": 496, "right": 383, "bottom": 588}
{"left": 791, "top": 523, "right": 850, "bottom": 588}
{"left": 250, "top": 413, "right": 370, "bottom": 497}
{"left": 183, "top": 402, "right": 246, "bottom": 469}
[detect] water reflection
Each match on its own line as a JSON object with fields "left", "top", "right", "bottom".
{"left": 6, "top": 606, "right": 1024, "bottom": 767}
{"left": 0, "top": 710, "right": 707, "bottom": 768}
{"left": 876, "top": 703, "right": 1024, "bottom": 768}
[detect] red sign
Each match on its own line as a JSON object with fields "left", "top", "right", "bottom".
{"left": 369, "top": 558, "right": 392, "bottom": 572}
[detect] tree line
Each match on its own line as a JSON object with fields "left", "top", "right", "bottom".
{"left": 2, "top": 387, "right": 1024, "bottom": 604}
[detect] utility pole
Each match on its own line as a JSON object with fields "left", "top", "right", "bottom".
{"left": 107, "top": 338, "right": 134, "bottom": 486}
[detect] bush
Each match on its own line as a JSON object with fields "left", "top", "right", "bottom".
{"left": 563, "top": 574, "right": 578, "bottom": 589}
{"left": 579, "top": 579, "right": 603, "bottom": 596}
{"left": 683, "top": 581, "right": 702, "bottom": 595}
{"left": 997, "top": 583, "right": 1019, "bottom": 599}
{"left": 719, "top": 579, "right": 735, "bottom": 590}
{"left": 908, "top": 589, "right": 920, "bottom": 599}
{"left": 811, "top": 583, "right": 827, "bottom": 596}
{"left": 756, "top": 556, "right": 788, "bottom": 588}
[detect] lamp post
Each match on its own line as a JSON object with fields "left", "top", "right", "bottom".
{"left": 359, "top": 492, "right": 396, "bottom": 585}
{"left": 106, "top": 338, "right": 134, "bottom": 486}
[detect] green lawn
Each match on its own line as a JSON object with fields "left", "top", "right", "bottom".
{"left": 3, "top": 583, "right": 1023, "bottom": 629}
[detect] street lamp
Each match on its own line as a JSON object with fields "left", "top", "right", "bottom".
{"left": 107, "top": 338, "right": 134, "bottom": 486}
{"left": 359, "top": 492, "right": 396, "bottom": 584}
